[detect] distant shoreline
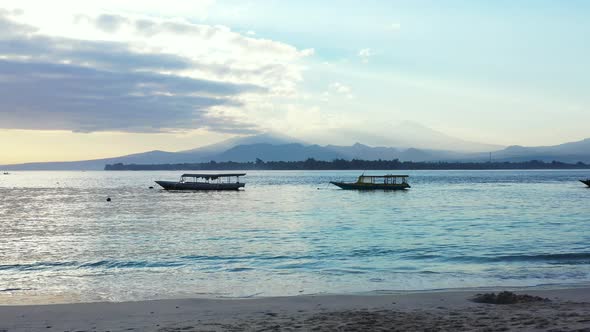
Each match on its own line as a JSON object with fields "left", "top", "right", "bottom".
{"left": 104, "top": 158, "right": 590, "bottom": 171}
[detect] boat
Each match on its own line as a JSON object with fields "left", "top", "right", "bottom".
{"left": 2, "top": 172, "right": 8, "bottom": 175}
{"left": 330, "top": 174, "right": 410, "bottom": 190}
{"left": 580, "top": 179, "right": 590, "bottom": 187}
{"left": 155, "top": 173, "right": 246, "bottom": 191}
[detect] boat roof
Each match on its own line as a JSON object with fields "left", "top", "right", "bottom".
{"left": 181, "top": 173, "right": 246, "bottom": 179}
{"left": 359, "top": 174, "right": 409, "bottom": 178}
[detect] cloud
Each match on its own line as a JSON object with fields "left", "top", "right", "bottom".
{"left": 0, "top": 60, "right": 260, "bottom": 133}
{"left": 1, "top": 1, "right": 216, "bottom": 21}
{"left": 73, "top": 14, "right": 314, "bottom": 94}
{"left": 78, "top": 14, "right": 313, "bottom": 61}
{"left": 0, "top": 34, "right": 194, "bottom": 71}
{"left": 93, "top": 13, "right": 129, "bottom": 33}
{"left": 322, "top": 82, "right": 354, "bottom": 100}
{"left": 358, "top": 48, "right": 374, "bottom": 63}
{"left": 0, "top": 10, "right": 311, "bottom": 134}
{"left": 0, "top": 9, "right": 36, "bottom": 37}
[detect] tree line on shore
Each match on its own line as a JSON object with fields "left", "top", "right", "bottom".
{"left": 104, "top": 158, "right": 589, "bottom": 170}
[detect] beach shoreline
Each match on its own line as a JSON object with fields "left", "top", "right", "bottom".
{"left": 1, "top": 286, "right": 589, "bottom": 331}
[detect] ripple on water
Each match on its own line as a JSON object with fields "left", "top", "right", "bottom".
{"left": 1, "top": 170, "right": 590, "bottom": 302}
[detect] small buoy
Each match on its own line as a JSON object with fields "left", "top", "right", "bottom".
{"left": 106, "top": 197, "right": 111, "bottom": 202}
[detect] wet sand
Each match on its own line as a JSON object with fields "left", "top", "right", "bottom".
{"left": 1, "top": 287, "right": 589, "bottom": 331}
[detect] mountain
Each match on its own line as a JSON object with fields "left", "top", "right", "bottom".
{"left": 0, "top": 150, "right": 204, "bottom": 171}
{"left": 487, "top": 138, "right": 590, "bottom": 163}
{"left": 325, "top": 143, "right": 400, "bottom": 160}
{"left": 2, "top": 132, "right": 589, "bottom": 170}
{"left": 214, "top": 143, "right": 344, "bottom": 162}
{"left": 178, "top": 143, "right": 464, "bottom": 163}
{"left": 323, "top": 143, "right": 467, "bottom": 162}
{"left": 180, "top": 132, "right": 306, "bottom": 154}
{"left": 0, "top": 133, "right": 304, "bottom": 170}
{"left": 206, "top": 139, "right": 590, "bottom": 163}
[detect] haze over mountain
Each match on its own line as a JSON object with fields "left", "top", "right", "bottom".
{"left": 328, "top": 122, "right": 504, "bottom": 153}
{"left": 1, "top": 127, "right": 589, "bottom": 170}
{"left": 180, "top": 133, "right": 308, "bottom": 154}
{"left": 484, "top": 138, "right": 590, "bottom": 163}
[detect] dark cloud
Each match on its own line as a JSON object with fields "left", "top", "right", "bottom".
{"left": 0, "top": 13, "right": 264, "bottom": 133}
{"left": 0, "top": 34, "right": 194, "bottom": 71}
{"left": 0, "top": 60, "right": 259, "bottom": 133}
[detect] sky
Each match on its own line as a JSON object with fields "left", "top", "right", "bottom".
{"left": 1, "top": 0, "right": 589, "bottom": 164}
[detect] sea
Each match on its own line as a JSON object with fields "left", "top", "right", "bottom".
{"left": 1, "top": 170, "right": 589, "bottom": 304}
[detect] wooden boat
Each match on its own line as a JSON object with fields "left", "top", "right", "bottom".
{"left": 331, "top": 174, "right": 410, "bottom": 190}
{"left": 155, "top": 173, "right": 246, "bottom": 191}
{"left": 580, "top": 179, "right": 590, "bottom": 187}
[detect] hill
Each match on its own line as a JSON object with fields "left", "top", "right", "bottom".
{"left": 3, "top": 132, "right": 590, "bottom": 170}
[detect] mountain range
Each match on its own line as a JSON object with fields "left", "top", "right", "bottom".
{"left": 2, "top": 124, "right": 590, "bottom": 170}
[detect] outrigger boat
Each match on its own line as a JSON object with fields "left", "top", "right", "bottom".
{"left": 331, "top": 174, "right": 410, "bottom": 190}
{"left": 581, "top": 179, "right": 590, "bottom": 187}
{"left": 155, "top": 173, "right": 246, "bottom": 191}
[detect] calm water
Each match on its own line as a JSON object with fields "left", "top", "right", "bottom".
{"left": 1, "top": 170, "right": 589, "bottom": 303}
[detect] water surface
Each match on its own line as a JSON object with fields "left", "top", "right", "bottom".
{"left": 1, "top": 170, "right": 589, "bottom": 303}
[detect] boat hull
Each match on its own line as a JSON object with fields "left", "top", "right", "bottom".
{"left": 155, "top": 181, "right": 245, "bottom": 191}
{"left": 330, "top": 182, "right": 410, "bottom": 190}
{"left": 580, "top": 180, "right": 590, "bottom": 187}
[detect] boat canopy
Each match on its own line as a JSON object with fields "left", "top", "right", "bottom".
{"left": 358, "top": 175, "right": 408, "bottom": 178}
{"left": 357, "top": 174, "right": 409, "bottom": 184}
{"left": 181, "top": 173, "right": 246, "bottom": 180}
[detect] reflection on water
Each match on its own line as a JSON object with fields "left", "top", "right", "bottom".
{"left": 0, "top": 170, "right": 589, "bottom": 303}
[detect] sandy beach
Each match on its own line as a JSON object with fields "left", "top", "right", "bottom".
{"left": 1, "top": 287, "right": 589, "bottom": 331}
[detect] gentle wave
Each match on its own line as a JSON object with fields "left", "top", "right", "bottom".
{"left": 3, "top": 252, "right": 589, "bottom": 273}
{"left": 0, "top": 262, "right": 78, "bottom": 271}
{"left": 0, "top": 260, "right": 185, "bottom": 271}
{"left": 79, "top": 260, "right": 185, "bottom": 269}
{"left": 446, "top": 253, "right": 590, "bottom": 264}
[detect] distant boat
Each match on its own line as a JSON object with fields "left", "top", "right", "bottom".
{"left": 331, "top": 174, "right": 411, "bottom": 190}
{"left": 2, "top": 172, "right": 8, "bottom": 175}
{"left": 155, "top": 173, "right": 246, "bottom": 191}
{"left": 580, "top": 179, "right": 590, "bottom": 187}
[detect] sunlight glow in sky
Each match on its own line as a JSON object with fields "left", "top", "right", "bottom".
{"left": 1, "top": 0, "right": 589, "bottom": 163}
